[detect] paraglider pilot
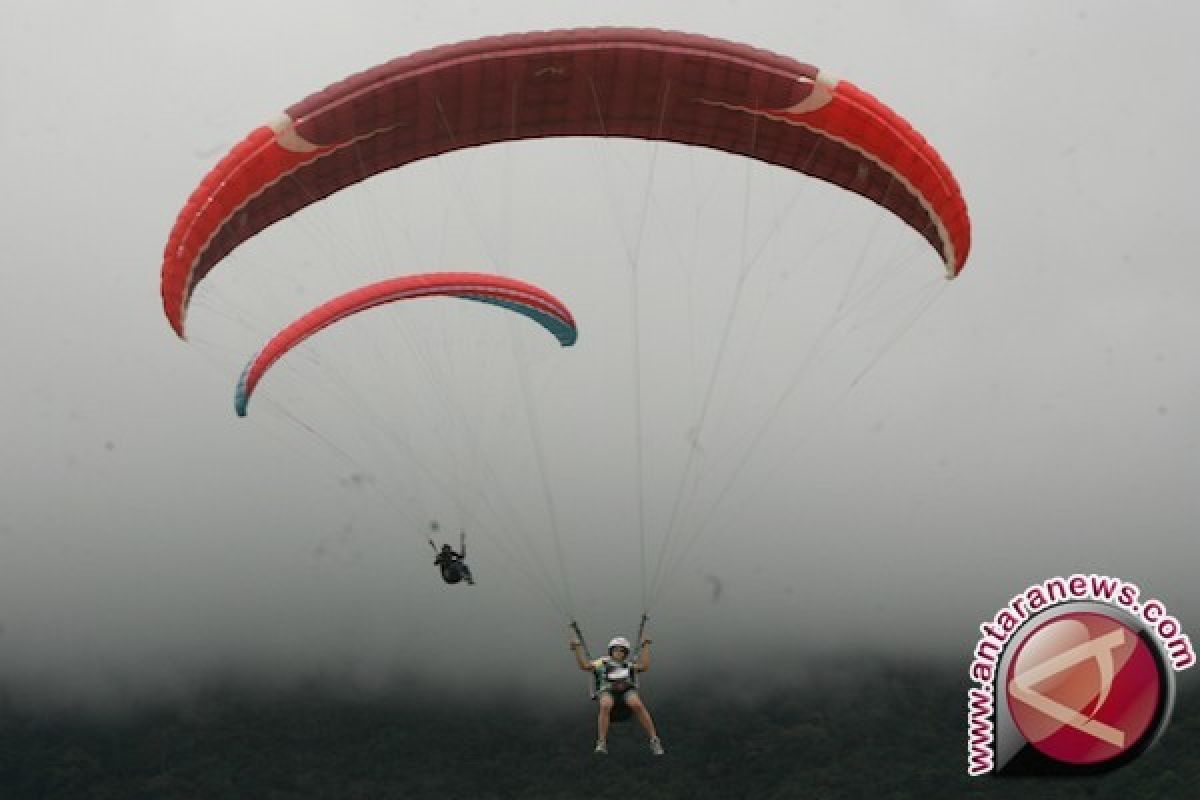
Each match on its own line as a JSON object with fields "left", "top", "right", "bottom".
{"left": 429, "top": 523, "right": 474, "bottom": 585}
{"left": 570, "top": 634, "right": 663, "bottom": 755}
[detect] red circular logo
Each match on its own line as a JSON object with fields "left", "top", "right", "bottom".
{"left": 1005, "top": 611, "right": 1162, "bottom": 765}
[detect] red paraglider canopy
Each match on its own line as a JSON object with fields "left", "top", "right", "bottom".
{"left": 163, "top": 28, "right": 970, "bottom": 337}
{"left": 234, "top": 271, "right": 578, "bottom": 416}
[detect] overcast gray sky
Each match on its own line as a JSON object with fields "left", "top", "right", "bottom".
{"left": 1, "top": 1, "right": 1197, "bottom": 713}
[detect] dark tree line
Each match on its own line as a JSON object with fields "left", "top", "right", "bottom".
{"left": 0, "top": 658, "right": 1195, "bottom": 799}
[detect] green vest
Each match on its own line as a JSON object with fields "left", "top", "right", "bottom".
{"left": 592, "top": 656, "right": 638, "bottom": 694}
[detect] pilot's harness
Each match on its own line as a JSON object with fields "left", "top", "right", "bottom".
{"left": 571, "top": 614, "right": 648, "bottom": 699}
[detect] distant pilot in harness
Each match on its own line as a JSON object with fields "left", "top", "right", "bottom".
{"left": 429, "top": 522, "right": 474, "bottom": 586}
